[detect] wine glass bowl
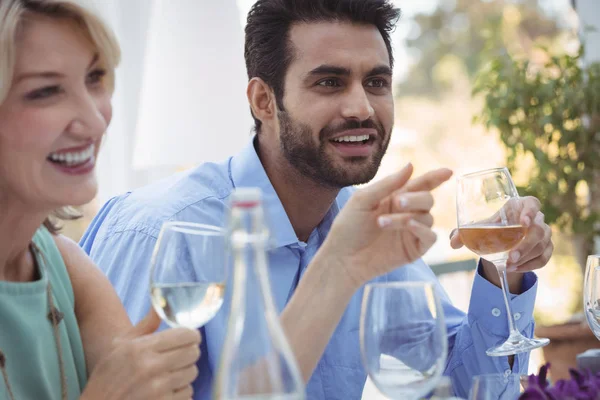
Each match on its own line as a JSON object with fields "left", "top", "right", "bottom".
{"left": 584, "top": 255, "right": 600, "bottom": 340}
{"left": 360, "top": 282, "right": 447, "bottom": 400}
{"left": 456, "top": 167, "right": 549, "bottom": 356}
{"left": 150, "top": 222, "right": 227, "bottom": 329}
{"left": 457, "top": 168, "right": 525, "bottom": 263}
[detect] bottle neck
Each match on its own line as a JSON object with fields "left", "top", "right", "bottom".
{"left": 229, "top": 201, "right": 266, "bottom": 238}
{"left": 217, "top": 199, "right": 305, "bottom": 399}
{"left": 228, "top": 203, "right": 277, "bottom": 317}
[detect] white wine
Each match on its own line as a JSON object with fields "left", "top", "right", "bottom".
{"left": 151, "top": 282, "right": 225, "bottom": 329}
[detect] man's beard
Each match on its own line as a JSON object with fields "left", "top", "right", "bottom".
{"left": 278, "top": 111, "right": 391, "bottom": 188}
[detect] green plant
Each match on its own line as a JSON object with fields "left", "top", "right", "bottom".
{"left": 473, "top": 43, "right": 600, "bottom": 261}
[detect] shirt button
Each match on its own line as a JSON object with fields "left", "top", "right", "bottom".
{"left": 491, "top": 308, "right": 501, "bottom": 317}
{"left": 504, "top": 369, "right": 512, "bottom": 376}
{"left": 514, "top": 312, "right": 521, "bottom": 321}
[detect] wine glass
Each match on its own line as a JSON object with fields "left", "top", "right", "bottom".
{"left": 360, "top": 282, "right": 447, "bottom": 400}
{"left": 150, "top": 221, "right": 227, "bottom": 329}
{"left": 584, "top": 255, "right": 600, "bottom": 340}
{"left": 456, "top": 167, "right": 549, "bottom": 356}
{"left": 468, "top": 374, "right": 522, "bottom": 400}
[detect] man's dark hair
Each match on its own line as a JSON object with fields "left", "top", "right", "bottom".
{"left": 244, "top": 0, "right": 401, "bottom": 133}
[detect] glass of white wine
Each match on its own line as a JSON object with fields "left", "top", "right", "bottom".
{"left": 150, "top": 221, "right": 227, "bottom": 329}
{"left": 457, "top": 167, "right": 549, "bottom": 356}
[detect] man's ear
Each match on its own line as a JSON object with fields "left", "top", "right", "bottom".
{"left": 247, "top": 77, "right": 277, "bottom": 126}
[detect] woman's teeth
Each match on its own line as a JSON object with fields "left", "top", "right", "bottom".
{"left": 48, "top": 144, "right": 95, "bottom": 166}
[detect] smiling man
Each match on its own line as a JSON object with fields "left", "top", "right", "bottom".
{"left": 246, "top": 18, "right": 396, "bottom": 242}
{"left": 81, "top": 1, "right": 553, "bottom": 399}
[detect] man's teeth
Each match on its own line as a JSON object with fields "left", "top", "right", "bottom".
{"left": 48, "top": 144, "right": 95, "bottom": 166}
{"left": 332, "top": 134, "right": 370, "bottom": 143}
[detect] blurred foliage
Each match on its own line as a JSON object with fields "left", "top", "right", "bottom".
{"left": 533, "top": 251, "right": 583, "bottom": 326}
{"left": 473, "top": 42, "right": 600, "bottom": 257}
{"left": 391, "top": 0, "right": 586, "bottom": 328}
{"left": 398, "top": 0, "right": 563, "bottom": 97}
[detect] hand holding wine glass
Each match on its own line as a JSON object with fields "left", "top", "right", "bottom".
{"left": 83, "top": 308, "right": 201, "bottom": 400}
{"left": 150, "top": 222, "right": 227, "bottom": 330}
{"left": 455, "top": 167, "right": 549, "bottom": 356}
{"left": 450, "top": 196, "right": 553, "bottom": 278}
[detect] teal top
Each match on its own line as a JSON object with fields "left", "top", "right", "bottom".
{"left": 0, "top": 226, "right": 87, "bottom": 399}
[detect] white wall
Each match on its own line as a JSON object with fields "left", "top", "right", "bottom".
{"left": 91, "top": 0, "right": 252, "bottom": 204}
{"left": 576, "top": 0, "right": 600, "bottom": 63}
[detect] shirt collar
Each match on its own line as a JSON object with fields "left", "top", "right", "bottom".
{"left": 230, "top": 137, "right": 344, "bottom": 249}
{"left": 230, "top": 138, "right": 298, "bottom": 248}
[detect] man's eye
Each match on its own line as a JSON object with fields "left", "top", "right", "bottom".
{"left": 318, "top": 79, "right": 341, "bottom": 87}
{"left": 367, "top": 79, "right": 388, "bottom": 88}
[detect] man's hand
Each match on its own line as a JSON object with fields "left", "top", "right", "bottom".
{"left": 449, "top": 196, "right": 553, "bottom": 293}
{"left": 281, "top": 163, "right": 452, "bottom": 382}
{"left": 322, "top": 163, "right": 453, "bottom": 290}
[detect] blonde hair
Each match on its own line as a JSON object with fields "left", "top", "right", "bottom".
{"left": 0, "top": 0, "right": 121, "bottom": 233}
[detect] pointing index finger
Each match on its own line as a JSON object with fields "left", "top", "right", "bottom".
{"left": 400, "top": 168, "right": 453, "bottom": 194}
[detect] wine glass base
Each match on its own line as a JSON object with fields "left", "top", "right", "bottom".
{"left": 486, "top": 336, "right": 550, "bottom": 357}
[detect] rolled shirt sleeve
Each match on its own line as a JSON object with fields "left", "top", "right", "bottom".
{"left": 446, "top": 262, "right": 537, "bottom": 397}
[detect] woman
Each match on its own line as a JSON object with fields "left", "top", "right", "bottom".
{"left": 0, "top": 1, "right": 200, "bottom": 399}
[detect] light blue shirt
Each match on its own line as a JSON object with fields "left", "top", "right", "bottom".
{"left": 81, "top": 138, "right": 538, "bottom": 399}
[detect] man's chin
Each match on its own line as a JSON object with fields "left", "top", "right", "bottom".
{"left": 326, "top": 166, "right": 380, "bottom": 187}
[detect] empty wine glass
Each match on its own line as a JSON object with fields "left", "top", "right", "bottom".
{"left": 468, "top": 374, "right": 522, "bottom": 400}
{"left": 150, "top": 221, "right": 227, "bottom": 329}
{"left": 360, "top": 282, "right": 447, "bottom": 400}
{"left": 584, "top": 255, "right": 600, "bottom": 340}
{"left": 456, "top": 167, "right": 549, "bottom": 356}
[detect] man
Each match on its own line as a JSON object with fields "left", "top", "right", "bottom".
{"left": 81, "top": 0, "right": 553, "bottom": 398}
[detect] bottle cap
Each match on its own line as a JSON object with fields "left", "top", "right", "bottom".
{"left": 231, "top": 187, "right": 262, "bottom": 208}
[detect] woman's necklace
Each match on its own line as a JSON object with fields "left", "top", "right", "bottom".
{"left": 0, "top": 242, "right": 67, "bottom": 400}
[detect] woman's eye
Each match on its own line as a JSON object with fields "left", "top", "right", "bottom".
{"left": 25, "top": 86, "right": 61, "bottom": 100}
{"left": 87, "top": 69, "right": 107, "bottom": 85}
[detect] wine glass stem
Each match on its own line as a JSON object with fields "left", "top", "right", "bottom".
{"left": 495, "top": 261, "right": 518, "bottom": 335}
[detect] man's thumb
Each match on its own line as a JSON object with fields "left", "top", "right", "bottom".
{"left": 449, "top": 229, "right": 464, "bottom": 249}
{"left": 125, "top": 307, "right": 162, "bottom": 339}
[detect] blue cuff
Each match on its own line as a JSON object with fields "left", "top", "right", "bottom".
{"left": 468, "top": 261, "right": 537, "bottom": 336}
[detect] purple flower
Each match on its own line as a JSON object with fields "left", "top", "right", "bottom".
{"left": 519, "top": 363, "right": 600, "bottom": 400}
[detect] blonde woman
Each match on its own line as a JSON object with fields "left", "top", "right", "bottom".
{"left": 0, "top": 1, "right": 200, "bottom": 399}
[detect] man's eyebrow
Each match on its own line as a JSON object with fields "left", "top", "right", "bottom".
{"left": 366, "top": 65, "right": 393, "bottom": 77}
{"left": 306, "top": 65, "right": 352, "bottom": 78}
{"left": 305, "top": 64, "right": 393, "bottom": 81}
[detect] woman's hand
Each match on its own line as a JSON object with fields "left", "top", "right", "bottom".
{"left": 81, "top": 308, "right": 201, "bottom": 400}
